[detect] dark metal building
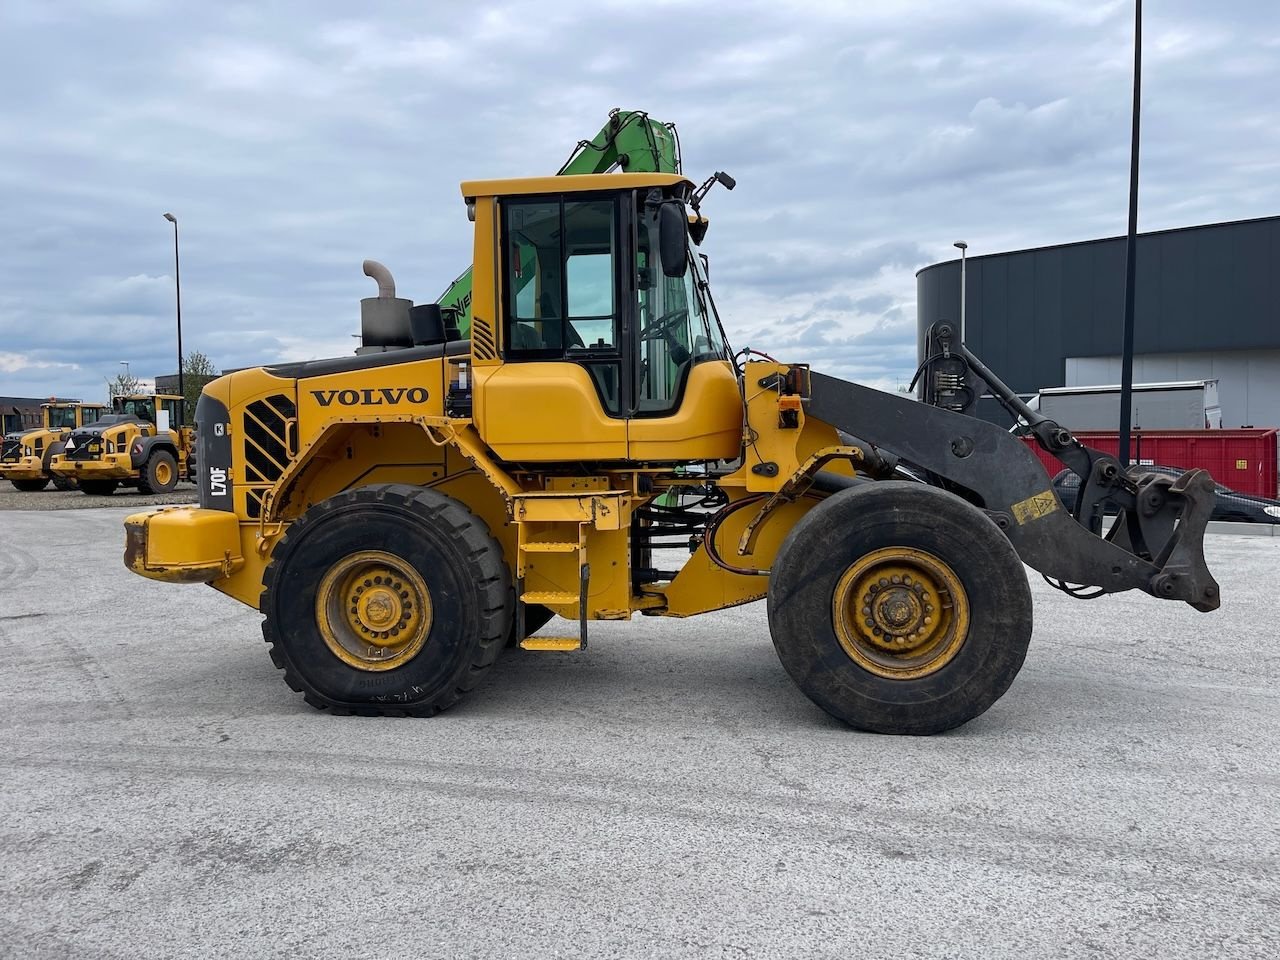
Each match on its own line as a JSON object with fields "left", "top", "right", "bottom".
{"left": 916, "top": 214, "right": 1280, "bottom": 428}
{"left": 1, "top": 396, "right": 47, "bottom": 434}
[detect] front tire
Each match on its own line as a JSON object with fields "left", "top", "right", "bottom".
{"left": 767, "top": 482, "right": 1033, "bottom": 735}
{"left": 51, "top": 475, "right": 77, "bottom": 491}
{"left": 139, "top": 450, "right": 178, "bottom": 494}
{"left": 11, "top": 478, "right": 49, "bottom": 492}
{"left": 261, "top": 483, "right": 513, "bottom": 716}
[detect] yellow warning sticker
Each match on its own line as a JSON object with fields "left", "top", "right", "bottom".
{"left": 1236, "top": 459, "right": 1248, "bottom": 470}
{"left": 1011, "top": 489, "right": 1060, "bottom": 525}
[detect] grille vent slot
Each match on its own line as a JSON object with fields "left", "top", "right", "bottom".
{"left": 471, "top": 316, "right": 497, "bottom": 360}
{"left": 242, "top": 394, "right": 296, "bottom": 518}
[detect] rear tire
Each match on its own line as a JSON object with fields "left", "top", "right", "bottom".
{"left": 11, "top": 478, "right": 49, "bottom": 492}
{"left": 79, "top": 480, "right": 119, "bottom": 496}
{"left": 767, "top": 482, "right": 1033, "bottom": 735}
{"left": 261, "top": 483, "right": 513, "bottom": 716}
{"left": 139, "top": 450, "right": 178, "bottom": 494}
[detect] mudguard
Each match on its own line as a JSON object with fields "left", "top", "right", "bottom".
{"left": 130, "top": 434, "right": 178, "bottom": 470}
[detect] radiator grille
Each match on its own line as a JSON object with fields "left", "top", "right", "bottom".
{"left": 242, "top": 394, "right": 296, "bottom": 519}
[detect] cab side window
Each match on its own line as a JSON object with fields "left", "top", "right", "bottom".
{"left": 503, "top": 196, "right": 621, "bottom": 414}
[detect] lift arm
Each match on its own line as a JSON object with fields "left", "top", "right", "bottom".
{"left": 803, "top": 356, "right": 1220, "bottom": 611}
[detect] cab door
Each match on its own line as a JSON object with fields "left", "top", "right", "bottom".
{"left": 477, "top": 193, "right": 631, "bottom": 462}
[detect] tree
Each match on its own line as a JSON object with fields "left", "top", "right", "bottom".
{"left": 107, "top": 371, "right": 142, "bottom": 402}
{"left": 182, "top": 350, "right": 219, "bottom": 420}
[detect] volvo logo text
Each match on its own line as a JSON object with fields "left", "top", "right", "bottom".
{"left": 311, "top": 387, "right": 430, "bottom": 407}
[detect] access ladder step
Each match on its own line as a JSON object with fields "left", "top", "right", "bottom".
{"left": 519, "top": 541, "right": 580, "bottom": 553}
{"left": 519, "top": 636, "right": 583, "bottom": 652}
{"left": 521, "top": 591, "right": 579, "bottom": 605}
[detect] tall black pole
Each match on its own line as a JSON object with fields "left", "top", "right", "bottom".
{"left": 1118, "top": 0, "right": 1142, "bottom": 466}
{"left": 164, "top": 212, "right": 184, "bottom": 424}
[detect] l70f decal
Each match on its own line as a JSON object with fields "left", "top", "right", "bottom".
{"left": 209, "top": 467, "right": 228, "bottom": 497}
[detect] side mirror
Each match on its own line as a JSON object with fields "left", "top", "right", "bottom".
{"left": 659, "top": 202, "right": 688, "bottom": 278}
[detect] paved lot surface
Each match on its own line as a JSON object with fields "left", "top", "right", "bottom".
{"left": 0, "top": 484, "right": 195, "bottom": 512}
{"left": 1, "top": 507, "right": 1277, "bottom": 959}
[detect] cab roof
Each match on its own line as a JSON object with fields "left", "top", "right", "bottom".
{"left": 460, "top": 172, "right": 693, "bottom": 201}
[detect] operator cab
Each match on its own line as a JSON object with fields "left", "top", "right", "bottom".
{"left": 467, "top": 173, "right": 741, "bottom": 463}
{"left": 112, "top": 394, "right": 184, "bottom": 430}
{"left": 43, "top": 403, "right": 105, "bottom": 430}
{"left": 45, "top": 405, "right": 78, "bottom": 430}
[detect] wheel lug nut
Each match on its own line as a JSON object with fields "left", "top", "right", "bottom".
{"left": 891, "top": 575, "right": 902, "bottom": 585}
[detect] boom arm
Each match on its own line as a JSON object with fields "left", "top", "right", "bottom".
{"left": 435, "top": 110, "right": 681, "bottom": 336}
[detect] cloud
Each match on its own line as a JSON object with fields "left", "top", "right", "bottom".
{"left": 0, "top": 352, "right": 81, "bottom": 374}
{"left": 0, "top": 0, "right": 1277, "bottom": 407}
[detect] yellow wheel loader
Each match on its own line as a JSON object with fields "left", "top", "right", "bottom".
{"left": 122, "top": 171, "right": 1218, "bottom": 734}
{"left": 0, "top": 399, "right": 107, "bottom": 491}
{"left": 52, "top": 393, "right": 193, "bottom": 496}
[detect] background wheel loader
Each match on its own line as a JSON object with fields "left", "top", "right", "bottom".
{"left": 0, "top": 399, "right": 106, "bottom": 491}
{"left": 122, "top": 168, "right": 1218, "bottom": 735}
{"left": 53, "top": 393, "right": 194, "bottom": 496}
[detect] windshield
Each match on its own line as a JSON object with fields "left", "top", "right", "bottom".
{"left": 46, "top": 407, "right": 76, "bottom": 430}
{"left": 635, "top": 197, "right": 727, "bottom": 415}
{"left": 115, "top": 397, "right": 156, "bottom": 423}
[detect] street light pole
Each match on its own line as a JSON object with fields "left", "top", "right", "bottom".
{"left": 1118, "top": 0, "right": 1143, "bottom": 467}
{"left": 163, "top": 212, "right": 184, "bottom": 423}
{"left": 953, "top": 241, "right": 968, "bottom": 343}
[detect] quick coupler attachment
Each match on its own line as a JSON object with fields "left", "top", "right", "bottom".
{"left": 1096, "top": 465, "right": 1220, "bottom": 612}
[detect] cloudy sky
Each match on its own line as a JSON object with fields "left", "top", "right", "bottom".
{"left": 2, "top": 0, "right": 1277, "bottom": 403}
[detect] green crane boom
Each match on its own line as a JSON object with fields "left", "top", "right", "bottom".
{"left": 435, "top": 109, "right": 681, "bottom": 336}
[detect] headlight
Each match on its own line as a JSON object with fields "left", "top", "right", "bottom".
{"left": 1265, "top": 505, "right": 1280, "bottom": 519}
{"left": 106, "top": 441, "right": 114, "bottom": 454}
{"left": 23, "top": 445, "right": 32, "bottom": 456}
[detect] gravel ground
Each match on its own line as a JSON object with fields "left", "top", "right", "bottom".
{"left": 0, "top": 483, "right": 196, "bottom": 511}
{"left": 0, "top": 507, "right": 1277, "bottom": 959}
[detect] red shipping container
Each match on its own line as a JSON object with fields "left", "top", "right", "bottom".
{"left": 1019, "top": 429, "right": 1279, "bottom": 498}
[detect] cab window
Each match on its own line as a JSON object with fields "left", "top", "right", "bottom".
{"left": 503, "top": 196, "right": 621, "bottom": 414}
{"left": 47, "top": 407, "right": 76, "bottom": 430}
{"left": 119, "top": 398, "right": 156, "bottom": 422}
{"left": 634, "top": 195, "right": 724, "bottom": 417}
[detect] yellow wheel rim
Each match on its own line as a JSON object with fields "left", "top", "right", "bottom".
{"left": 832, "top": 547, "right": 970, "bottom": 680}
{"left": 315, "top": 550, "right": 433, "bottom": 671}
{"left": 155, "top": 461, "right": 173, "bottom": 486}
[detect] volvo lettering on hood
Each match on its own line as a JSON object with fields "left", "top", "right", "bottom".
{"left": 311, "top": 387, "right": 430, "bottom": 407}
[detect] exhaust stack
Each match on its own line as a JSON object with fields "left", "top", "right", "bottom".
{"left": 358, "top": 260, "right": 413, "bottom": 354}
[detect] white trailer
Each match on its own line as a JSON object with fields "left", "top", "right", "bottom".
{"left": 1029, "top": 380, "right": 1222, "bottom": 430}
